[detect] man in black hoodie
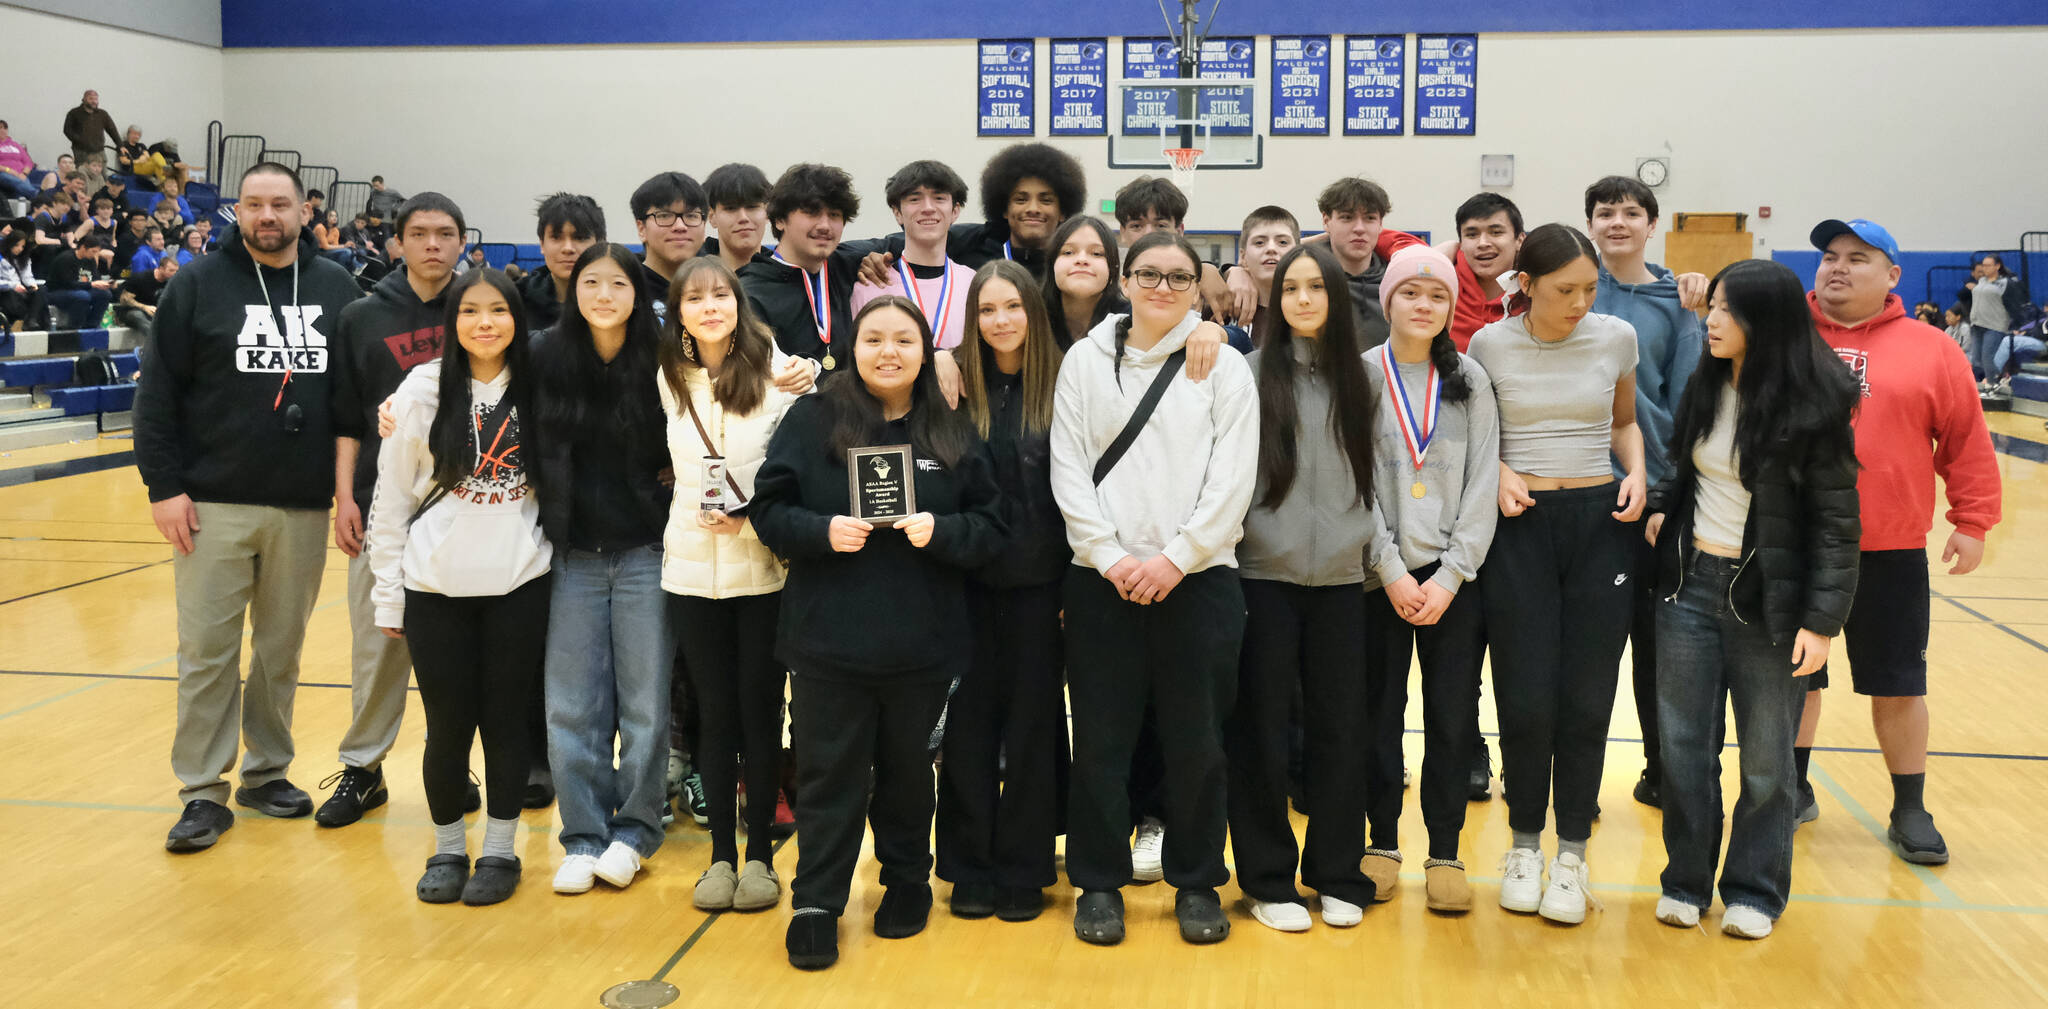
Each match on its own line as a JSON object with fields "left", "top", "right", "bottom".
{"left": 316, "top": 192, "right": 464, "bottom": 828}
{"left": 521, "top": 192, "right": 603, "bottom": 331}
{"left": 739, "top": 163, "right": 866, "bottom": 372}
{"left": 134, "top": 162, "right": 362, "bottom": 854}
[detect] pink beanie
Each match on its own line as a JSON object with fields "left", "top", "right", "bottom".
{"left": 1379, "top": 245, "right": 1459, "bottom": 316}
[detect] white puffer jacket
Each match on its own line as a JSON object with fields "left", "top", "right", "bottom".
{"left": 657, "top": 357, "right": 804, "bottom": 598}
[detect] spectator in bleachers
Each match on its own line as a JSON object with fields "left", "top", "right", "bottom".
{"left": 191, "top": 215, "right": 214, "bottom": 251}
{"left": 83, "top": 197, "right": 119, "bottom": 247}
{"left": 313, "top": 209, "right": 352, "bottom": 269}
{"left": 117, "top": 126, "right": 148, "bottom": 176}
{"left": 0, "top": 230, "right": 45, "bottom": 332}
{"left": 176, "top": 227, "right": 205, "bottom": 266}
{"left": 130, "top": 227, "right": 168, "bottom": 275}
{"left": 365, "top": 175, "right": 404, "bottom": 232}
{"left": 157, "top": 179, "right": 195, "bottom": 226}
{"left": 1912, "top": 301, "right": 1942, "bottom": 328}
{"left": 92, "top": 173, "right": 130, "bottom": 213}
{"left": 113, "top": 210, "right": 149, "bottom": 273}
{"left": 151, "top": 198, "right": 188, "bottom": 246}
{"left": 0, "top": 120, "right": 40, "bottom": 205}
{"left": 115, "top": 254, "right": 176, "bottom": 336}
{"left": 1945, "top": 303, "right": 1970, "bottom": 349}
{"left": 1960, "top": 254, "right": 2031, "bottom": 390}
{"left": 523, "top": 192, "right": 605, "bottom": 330}
{"left": 503, "top": 262, "right": 524, "bottom": 283}
{"left": 29, "top": 192, "right": 71, "bottom": 264}
{"left": 45, "top": 234, "right": 115, "bottom": 327}
{"left": 60, "top": 172, "right": 89, "bottom": 216}
{"left": 452, "top": 245, "right": 486, "bottom": 275}
{"left": 62, "top": 90, "right": 120, "bottom": 169}
{"left": 39, "top": 153, "right": 75, "bottom": 191}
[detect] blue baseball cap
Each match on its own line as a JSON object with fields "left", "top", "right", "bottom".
{"left": 1809, "top": 218, "right": 1898, "bottom": 263}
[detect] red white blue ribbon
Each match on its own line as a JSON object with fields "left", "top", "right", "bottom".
{"left": 1379, "top": 344, "right": 1440, "bottom": 468}
{"left": 897, "top": 259, "right": 952, "bottom": 335}
{"left": 772, "top": 251, "right": 831, "bottom": 345}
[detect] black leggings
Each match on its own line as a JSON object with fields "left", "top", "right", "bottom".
{"left": 1364, "top": 565, "right": 1485, "bottom": 860}
{"left": 1480, "top": 485, "right": 1634, "bottom": 842}
{"left": 674, "top": 591, "right": 784, "bottom": 866}
{"left": 406, "top": 576, "right": 551, "bottom": 824}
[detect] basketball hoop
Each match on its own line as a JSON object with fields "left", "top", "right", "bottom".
{"left": 1165, "top": 146, "right": 1204, "bottom": 197}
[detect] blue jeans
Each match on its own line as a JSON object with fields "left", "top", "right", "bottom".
{"left": 544, "top": 545, "right": 676, "bottom": 858}
{"left": 1970, "top": 325, "right": 2007, "bottom": 380}
{"left": 45, "top": 288, "right": 110, "bottom": 329}
{"left": 1655, "top": 548, "right": 1808, "bottom": 918}
{"left": 0, "top": 171, "right": 36, "bottom": 200}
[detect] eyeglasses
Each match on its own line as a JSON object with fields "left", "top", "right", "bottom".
{"left": 642, "top": 209, "right": 706, "bottom": 229}
{"left": 1129, "top": 267, "right": 1198, "bottom": 291}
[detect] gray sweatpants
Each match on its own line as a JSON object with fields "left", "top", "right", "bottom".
{"left": 336, "top": 550, "right": 413, "bottom": 771}
{"left": 169, "top": 502, "right": 328, "bottom": 805}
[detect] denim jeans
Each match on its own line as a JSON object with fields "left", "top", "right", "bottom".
{"left": 1970, "top": 325, "right": 2007, "bottom": 380}
{"left": 545, "top": 545, "right": 676, "bottom": 858}
{"left": 1654, "top": 548, "right": 1808, "bottom": 918}
{"left": 45, "top": 288, "right": 109, "bottom": 329}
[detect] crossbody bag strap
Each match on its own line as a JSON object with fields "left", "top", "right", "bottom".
{"left": 1092, "top": 347, "right": 1187, "bottom": 486}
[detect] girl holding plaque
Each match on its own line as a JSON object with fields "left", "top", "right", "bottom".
{"left": 1224, "top": 243, "right": 1382, "bottom": 934}
{"left": 655, "top": 257, "right": 808, "bottom": 913}
{"left": 1049, "top": 232, "right": 1258, "bottom": 948}
{"left": 751, "top": 296, "right": 1006, "bottom": 970}
{"left": 1467, "top": 224, "right": 1647, "bottom": 926}
{"left": 935, "top": 260, "right": 1071, "bottom": 923}
{"left": 1357, "top": 245, "right": 1500, "bottom": 913}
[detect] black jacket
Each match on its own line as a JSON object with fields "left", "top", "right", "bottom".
{"left": 972, "top": 364, "right": 1069, "bottom": 588}
{"left": 134, "top": 224, "right": 363, "bottom": 508}
{"left": 738, "top": 249, "right": 863, "bottom": 370}
{"left": 529, "top": 329, "right": 672, "bottom": 551}
{"left": 330, "top": 266, "right": 448, "bottom": 507}
{"left": 1647, "top": 403, "right": 1862, "bottom": 645}
{"left": 520, "top": 267, "right": 563, "bottom": 331}
{"left": 751, "top": 396, "right": 1007, "bottom": 681}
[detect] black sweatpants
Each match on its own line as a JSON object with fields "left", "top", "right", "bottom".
{"left": 405, "top": 577, "right": 551, "bottom": 824}
{"left": 674, "top": 591, "right": 785, "bottom": 866}
{"left": 1225, "top": 579, "right": 1374, "bottom": 906}
{"left": 1480, "top": 484, "right": 1634, "bottom": 842}
{"left": 1628, "top": 526, "right": 1661, "bottom": 779}
{"left": 788, "top": 671, "right": 951, "bottom": 916}
{"left": 1065, "top": 565, "right": 1243, "bottom": 893}
{"left": 1363, "top": 564, "right": 1486, "bottom": 860}
{"left": 936, "top": 580, "right": 1068, "bottom": 888}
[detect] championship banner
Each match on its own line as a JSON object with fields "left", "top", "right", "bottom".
{"left": 1049, "top": 38, "right": 1109, "bottom": 136}
{"left": 977, "top": 39, "right": 1035, "bottom": 136}
{"left": 1270, "top": 36, "right": 1330, "bottom": 136}
{"left": 1413, "top": 33, "right": 1476, "bottom": 136}
{"left": 1342, "top": 35, "right": 1405, "bottom": 136}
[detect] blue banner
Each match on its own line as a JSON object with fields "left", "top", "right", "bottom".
{"left": 1341, "top": 35, "right": 1405, "bottom": 136}
{"left": 1270, "top": 36, "right": 1330, "bottom": 136}
{"left": 1413, "top": 33, "right": 1477, "bottom": 135}
{"left": 1120, "top": 37, "right": 1179, "bottom": 135}
{"left": 1197, "top": 37, "right": 1255, "bottom": 137}
{"left": 1048, "top": 38, "right": 1109, "bottom": 136}
{"left": 977, "top": 39, "right": 1035, "bottom": 137}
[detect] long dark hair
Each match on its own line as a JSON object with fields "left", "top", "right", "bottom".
{"left": 1041, "top": 215, "right": 1125, "bottom": 347}
{"left": 821, "top": 296, "right": 979, "bottom": 468}
{"left": 429, "top": 269, "right": 539, "bottom": 491}
{"left": 1674, "top": 259, "right": 1859, "bottom": 486}
{"left": 1255, "top": 244, "right": 1374, "bottom": 509}
{"left": 538, "top": 243, "right": 664, "bottom": 451}
{"left": 1507, "top": 223, "right": 1599, "bottom": 317}
{"left": 1113, "top": 231, "right": 1203, "bottom": 388}
{"left": 957, "top": 259, "right": 1060, "bottom": 439}
{"left": 660, "top": 256, "right": 777, "bottom": 419}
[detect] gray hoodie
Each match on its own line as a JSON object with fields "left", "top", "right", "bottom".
{"left": 1237, "top": 339, "right": 1378, "bottom": 586}
{"left": 1363, "top": 350, "right": 1501, "bottom": 594}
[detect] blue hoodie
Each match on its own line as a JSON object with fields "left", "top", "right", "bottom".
{"left": 1596, "top": 262, "right": 1702, "bottom": 485}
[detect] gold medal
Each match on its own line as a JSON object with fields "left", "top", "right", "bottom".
{"left": 822, "top": 355, "right": 836, "bottom": 371}
{"left": 1411, "top": 481, "right": 1427, "bottom": 499}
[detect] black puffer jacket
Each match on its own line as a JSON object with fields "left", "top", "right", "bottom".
{"left": 1648, "top": 418, "right": 1862, "bottom": 646}
{"left": 971, "top": 363, "right": 1070, "bottom": 588}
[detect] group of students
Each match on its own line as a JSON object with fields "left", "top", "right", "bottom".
{"left": 133, "top": 142, "right": 2002, "bottom": 972}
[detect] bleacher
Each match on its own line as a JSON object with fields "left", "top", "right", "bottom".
{"left": 0, "top": 327, "right": 145, "bottom": 449}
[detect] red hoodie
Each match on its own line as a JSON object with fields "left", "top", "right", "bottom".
{"left": 1809, "top": 292, "right": 2001, "bottom": 550}
{"left": 1449, "top": 247, "right": 1509, "bottom": 352}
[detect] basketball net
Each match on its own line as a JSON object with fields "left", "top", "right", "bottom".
{"left": 1165, "top": 146, "right": 1203, "bottom": 199}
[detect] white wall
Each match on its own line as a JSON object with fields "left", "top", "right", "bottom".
{"left": 2, "top": 5, "right": 223, "bottom": 175}
{"left": 211, "top": 27, "right": 2048, "bottom": 255}
{"left": 3, "top": 0, "right": 220, "bottom": 46}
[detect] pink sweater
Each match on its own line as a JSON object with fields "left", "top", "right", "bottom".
{"left": 851, "top": 257, "right": 972, "bottom": 350}
{"left": 0, "top": 139, "right": 33, "bottom": 177}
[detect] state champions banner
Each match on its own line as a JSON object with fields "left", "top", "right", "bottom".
{"left": 1342, "top": 35, "right": 1405, "bottom": 136}
{"left": 1049, "top": 38, "right": 1108, "bottom": 136}
{"left": 1413, "top": 33, "right": 1476, "bottom": 135}
{"left": 1196, "top": 36, "right": 1255, "bottom": 137}
{"left": 977, "top": 39, "right": 1035, "bottom": 136}
{"left": 1270, "top": 36, "right": 1330, "bottom": 136}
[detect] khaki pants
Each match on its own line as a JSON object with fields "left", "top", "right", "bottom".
{"left": 335, "top": 550, "right": 412, "bottom": 771}
{"left": 169, "top": 503, "right": 328, "bottom": 805}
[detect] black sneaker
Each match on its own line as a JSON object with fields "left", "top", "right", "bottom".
{"left": 995, "top": 886, "right": 1045, "bottom": 922}
{"left": 682, "top": 769, "right": 710, "bottom": 827}
{"left": 1888, "top": 809, "right": 1949, "bottom": 865}
{"left": 1468, "top": 740, "right": 1492, "bottom": 801}
{"left": 234, "top": 779, "right": 313, "bottom": 818}
{"left": 314, "top": 766, "right": 388, "bottom": 827}
{"left": 1633, "top": 770, "right": 1662, "bottom": 809}
{"left": 873, "top": 883, "right": 933, "bottom": 938}
{"left": 1175, "top": 888, "right": 1230, "bottom": 944}
{"left": 522, "top": 766, "right": 555, "bottom": 810}
{"left": 1796, "top": 781, "right": 1819, "bottom": 828}
{"left": 949, "top": 882, "right": 997, "bottom": 919}
{"left": 1073, "top": 890, "right": 1125, "bottom": 945}
{"left": 165, "top": 799, "right": 234, "bottom": 852}
{"left": 787, "top": 908, "right": 839, "bottom": 970}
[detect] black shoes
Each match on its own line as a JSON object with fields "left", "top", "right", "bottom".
{"left": 949, "top": 882, "right": 997, "bottom": 919}
{"left": 1888, "top": 809, "right": 1950, "bottom": 865}
{"left": 995, "top": 886, "right": 1045, "bottom": 922}
{"left": 1175, "top": 888, "right": 1230, "bottom": 944}
{"left": 463, "top": 855, "right": 522, "bottom": 905}
{"left": 234, "top": 779, "right": 313, "bottom": 818}
{"left": 417, "top": 854, "right": 469, "bottom": 903}
{"left": 522, "top": 767, "right": 555, "bottom": 810}
{"left": 314, "top": 766, "right": 389, "bottom": 827}
{"left": 874, "top": 884, "right": 933, "bottom": 939}
{"left": 787, "top": 909, "right": 839, "bottom": 970}
{"left": 1796, "top": 781, "right": 1820, "bottom": 828}
{"left": 1633, "top": 769, "right": 1662, "bottom": 809}
{"left": 1073, "top": 890, "right": 1125, "bottom": 945}
{"left": 1469, "top": 740, "right": 1492, "bottom": 801}
{"left": 165, "top": 799, "right": 234, "bottom": 852}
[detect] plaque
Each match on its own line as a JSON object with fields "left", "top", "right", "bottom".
{"left": 847, "top": 444, "right": 917, "bottom": 523}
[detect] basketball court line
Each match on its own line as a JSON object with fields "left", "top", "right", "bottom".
{"left": 0, "top": 558, "right": 168, "bottom": 605}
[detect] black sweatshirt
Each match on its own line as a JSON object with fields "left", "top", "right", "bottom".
{"left": 134, "top": 225, "right": 363, "bottom": 508}
{"left": 972, "top": 363, "right": 1070, "bottom": 588}
{"left": 751, "top": 396, "right": 1007, "bottom": 682}
{"left": 738, "top": 247, "right": 865, "bottom": 371}
{"left": 329, "top": 266, "right": 448, "bottom": 508}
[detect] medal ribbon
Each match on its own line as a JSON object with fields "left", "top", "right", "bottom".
{"left": 896, "top": 260, "right": 952, "bottom": 335}
{"left": 772, "top": 252, "right": 831, "bottom": 345}
{"left": 1002, "top": 240, "right": 1014, "bottom": 262}
{"left": 1379, "top": 345, "right": 1440, "bottom": 469}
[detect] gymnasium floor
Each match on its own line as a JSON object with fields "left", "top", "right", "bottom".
{"left": 2, "top": 415, "right": 2044, "bottom": 1009}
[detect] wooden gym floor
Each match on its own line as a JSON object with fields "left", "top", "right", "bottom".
{"left": 2, "top": 415, "right": 2045, "bottom": 1008}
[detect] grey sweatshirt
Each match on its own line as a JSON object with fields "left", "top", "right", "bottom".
{"left": 1362, "top": 350, "right": 1501, "bottom": 594}
{"left": 1238, "top": 340, "right": 1378, "bottom": 586}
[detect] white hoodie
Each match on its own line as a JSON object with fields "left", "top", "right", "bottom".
{"left": 365, "top": 360, "right": 551, "bottom": 629}
{"left": 1049, "top": 312, "right": 1258, "bottom": 576}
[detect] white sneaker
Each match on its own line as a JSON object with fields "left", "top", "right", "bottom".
{"left": 1131, "top": 818, "right": 1165, "bottom": 883}
{"left": 1655, "top": 895, "right": 1700, "bottom": 928}
{"left": 1538, "top": 853, "right": 1594, "bottom": 924}
{"left": 1246, "top": 899, "right": 1312, "bottom": 932}
{"left": 553, "top": 853, "right": 599, "bottom": 894}
{"left": 594, "top": 841, "right": 642, "bottom": 888}
{"left": 1319, "top": 894, "right": 1363, "bottom": 927}
{"left": 1497, "top": 847, "right": 1544, "bottom": 913}
{"left": 1721, "top": 904, "right": 1774, "bottom": 939}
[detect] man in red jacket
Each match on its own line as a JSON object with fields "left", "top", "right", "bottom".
{"left": 1798, "top": 218, "right": 2002, "bottom": 866}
